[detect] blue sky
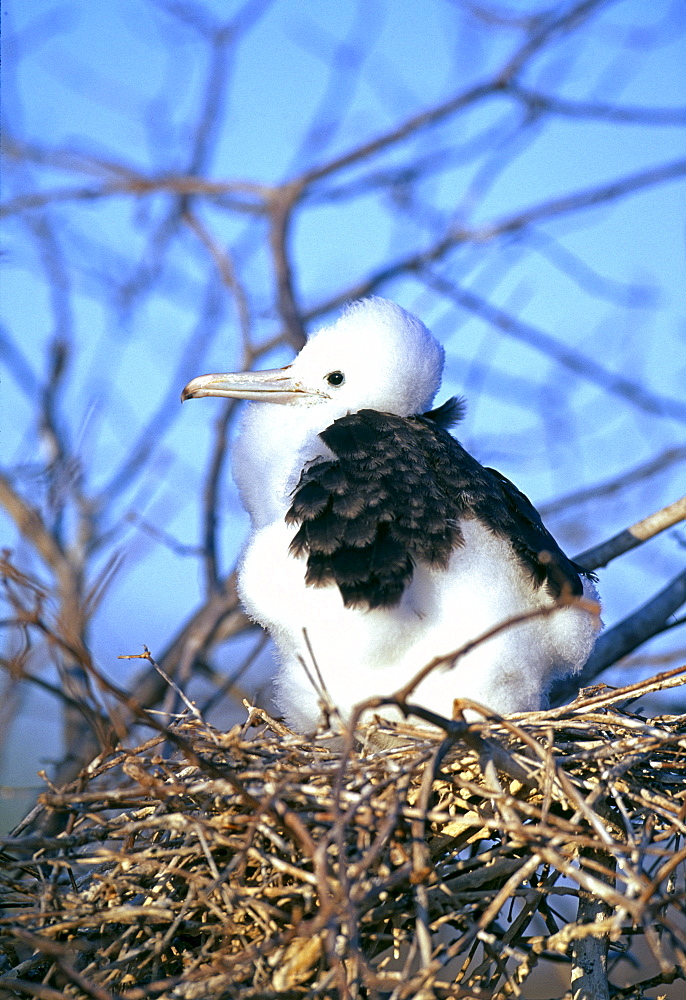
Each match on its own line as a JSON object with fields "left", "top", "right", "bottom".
{"left": 1, "top": 0, "right": 685, "bottom": 824}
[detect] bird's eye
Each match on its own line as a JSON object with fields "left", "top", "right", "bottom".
{"left": 326, "top": 371, "right": 345, "bottom": 387}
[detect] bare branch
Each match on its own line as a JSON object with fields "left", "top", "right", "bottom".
{"left": 0, "top": 173, "right": 269, "bottom": 218}
{"left": 129, "top": 571, "right": 250, "bottom": 711}
{"left": 0, "top": 472, "right": 68, "bottom": 581}
{"left": 575, "top": 496, "right": 686, "bottom": 570}
{"left": 182, "top": 208, "right": 253, "bottom": 347}
{"left": 284, "top": 3, "right": 383, "bottom": 171}
{"left": 539, "top": 447, "right": 686, "bottom": 517}
{"left": 475, "top": 158, "right": 686, "bottom": 239}
{"left": 506, "top": 83, "right": 686, "bottom": 127}
{"left": 497, "top": 0, "right": 608, "bottom": 81}
{"left": 295, "top": 0, "right": 610, "bottom": 188}
{"left": 98, "top": 278, "right": 225, "bottom": 505}
{"left": 305, "top": 157, "right": 686, "bottom": 332}
{"left": 525, "top": 228, "right": 658, "bottom": 307}
{"left": 268, "top": 191, "right": 307, "bottom": 350}
{"left": 0, "top": 323, "right": 41, "bottom": 398}
{"left": 295, "top": 79, "right": 500, "bottom": 187}
{"left": 570, "top": 847, "right": 613, "bottom": 1000}
{"left": 422, "top": 273, "right": 686, "bottom": 423}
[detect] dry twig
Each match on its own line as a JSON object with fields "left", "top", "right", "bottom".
{"left": 1, "top": 670, "right": 684, "bottom": 999}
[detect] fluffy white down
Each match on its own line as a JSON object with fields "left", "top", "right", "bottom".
{"left": 239, "top": 517, "right": 599, "bottom": 731}
{"left": 229, "top": 298, "right": 600, "bottom": 732}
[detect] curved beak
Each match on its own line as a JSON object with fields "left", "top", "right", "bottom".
{"left": 181, "top": 365, "right": 329, "bottom": 404}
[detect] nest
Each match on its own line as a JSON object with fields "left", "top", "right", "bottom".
{"left": 1, "top": 670, "right": 685, "bottom": 1000}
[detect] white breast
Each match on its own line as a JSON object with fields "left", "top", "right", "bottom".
{"left": 238, "top": 516, "right": 599, "bottom": 732}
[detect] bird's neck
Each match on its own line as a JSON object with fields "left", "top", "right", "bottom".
{"left": 232, "top": 402, "right": 335, "bottom": 528}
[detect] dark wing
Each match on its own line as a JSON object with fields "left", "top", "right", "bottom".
{"left": 413, "top": 415, "right": 590, "bottom": 597}
{"left": 286, "top": 409, "right": 465, "bottom": 609}
{"left": 423, "top": 395, "right": 467, "bottom": 429}
{"left": 286, "top": 407, "right": 590, "bottom": 609}
{"left": 479, "top": 467, "right": 595, "bottom": 597}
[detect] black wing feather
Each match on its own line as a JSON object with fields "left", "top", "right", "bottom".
{"left": 287, "top": 400, "right": 590, "bottom": 609}
{"left": 481, "top": 467, "right": 595, "bottom": 596}
{"left": 424, "top": 395, "right": 467, "bottom": 429}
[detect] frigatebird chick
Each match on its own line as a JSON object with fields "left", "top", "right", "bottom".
{"left": 182, "top": 298, "right": 599, "bottom": 732}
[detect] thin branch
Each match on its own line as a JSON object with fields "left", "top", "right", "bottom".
{"left": 128, "top": 570, "right": 250, "bottom": 708}
{"left": 496, "top": 0, "right": 607, "bottom": 82}
{"left": 282, "top": 0, "right": 382, "bottom": 172}
{"left": 506, "top": 83, "right": 686, "bottom": 126}
{"left": 549, "top": 663, "right": 686, "bottom": 718}
{"left": 295, "top": 79, "right": 500, "bottom": 187}
{"left": 268, "top": 192, "right": 307, "bottom": 350}
{"left": 182, "top": 208, "right": 252, "bottom": 348}
{"left": 575, "top": 496, "right": 686, "bottom": 570}
{"left": 1, "top": 134, "right": 147, "bottom": 178}
{"left": 0, "top": 323, "right": 41, "bottom": 398}
{"left": 98, "top": 278, "right": 225, "bottom": 504}
{"left": 474, "top": 158, "right": 686, "bottom": 239}
{"left": 294, "top": 0, "right": 608, "bottom": 188}
{"left": 181, "top": 210, "right": 258, "bottom": 591}
{"left": 525, "top": 227, "right": 658, "bottom": 307}
{"left": 124, "top": 513, "right": 203, "bottom": 558}
{"left": 304, "top": 156, "right": 686, "bottom": 333}
{"left": 424, "top": 273, "right": 686, "bottom": 423}
{"left": 539, "top": 447, "right": 686, "bottom": 517}
{"left": 0, "top": 472, "right": 68, "bottom": 581}
{"left": 0, "top": 174, "right": 269, "bottom": 218}
{"left": 186, "top": 20, "right": 235, "bottom": 177}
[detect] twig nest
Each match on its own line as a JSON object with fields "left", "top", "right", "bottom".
{"left": 1, "top": 673, "right": 685, "bottom": 998}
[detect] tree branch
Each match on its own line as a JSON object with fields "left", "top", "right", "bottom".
{"left": 269, "top": 191, "right": 307, "bottom": 350}
{"left": 506, "top": 83, "right": 686, "bottom": 127}
{"left": 425, "top": 273, "right": 686, "bottom": 422}
{"left": 0, "top": 472, "right": 67, "bottom": 577}
{"left": 575, "top": 497, "right": 686, "bottom": 570}
{"left": 538, "top": 448, "right": 686, "bottom": 517}
{"left": 570, "top": 847, "right": 613, "bottom": 1000}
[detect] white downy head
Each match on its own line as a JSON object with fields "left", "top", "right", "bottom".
{"left": 287, "top": 298, "right": 444, "bottom": 418}
{"left": 182, "top": 298, "right": 446, "bottom": 524}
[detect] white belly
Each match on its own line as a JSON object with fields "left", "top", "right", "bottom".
{"left": 238, "top": 517, "right": 599, "bottom": 733}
